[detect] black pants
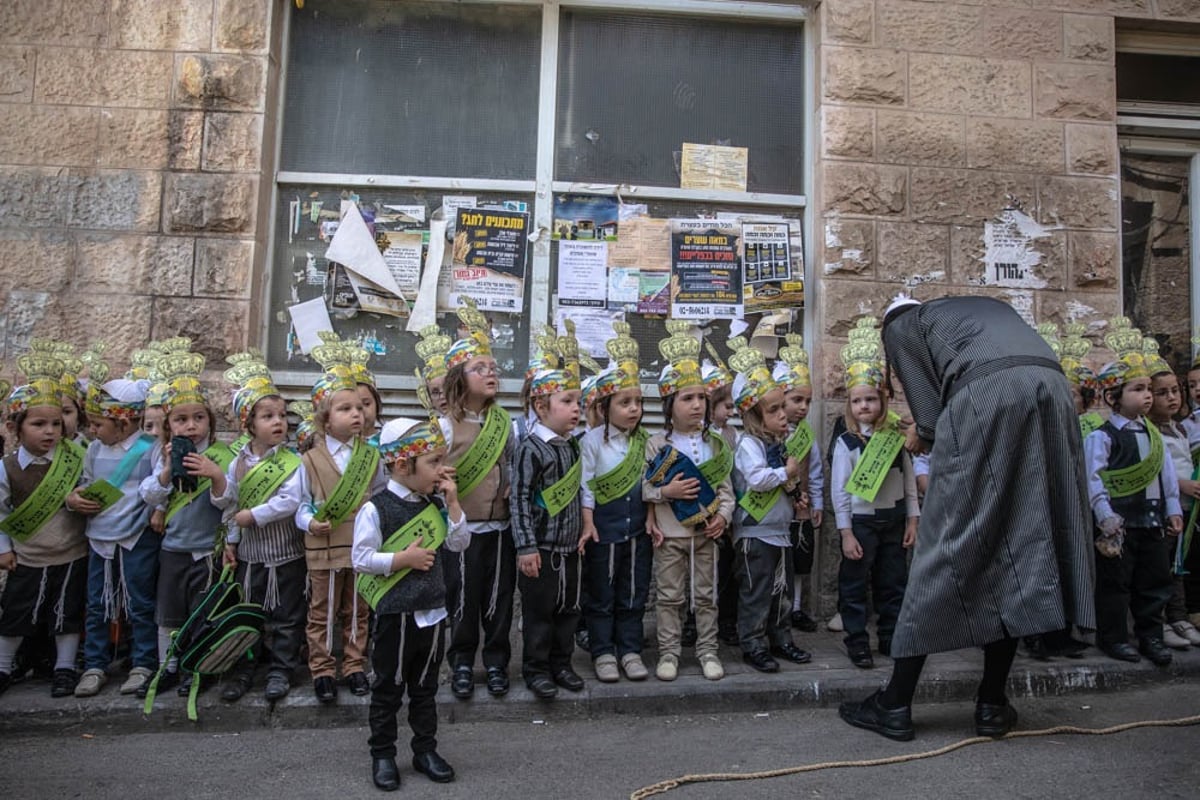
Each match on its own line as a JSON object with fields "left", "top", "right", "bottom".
{"left": 444, "top": 529, "right": 515, "bottom": 671}
{"left": 518, "top": 549, "right": 581, "bottom": 683}
{"left": 232, "top": 558, "right": 307, "bottom": 677}
{"left": 368, "top": 614, "right": 444, "bottom": 759}
{"left": 1095, "top": 526, "right": 1173, "bottom": 647}
{"left": 838, "top": 515, "right": 908, "bottom": 648}
{"left": 735, "top": 538, "right": 794, "bottom": 655}
{"left": 716, "top": 537, "right": 739, "bottom": 631}
{"left": 583, "top": 534, "right": 652, "bottom": 658}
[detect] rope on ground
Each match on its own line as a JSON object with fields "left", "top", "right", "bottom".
{"left": 628, "top": 713, "right": 1200, "bottom": 800}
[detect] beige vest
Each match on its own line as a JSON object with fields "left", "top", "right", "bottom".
{"left": 301, "top": 440, "right": 360, "bottom": 571}
{"left": 4, "top": 454, "right": 88, "bottom": 568}
{"left": 448, "top": 413, "right": 510, "bottom": 524}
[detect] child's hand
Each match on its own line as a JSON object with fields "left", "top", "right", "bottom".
{"left": 184, "top": 453, "right": 222, "bottom": 479}
{"left": 903, "top": 518, "right": 918, "bottom": 548}
{"left": 234, "top": 509, "right": 256, "bottom": 529}
{"left": 0, "top": 551, "right": 16, "bottom": 572}
{"left": 661, "top": 474, "right": 700, "bottom": 501}
{"left": 785, "top": 457, "right": 801, "bottom": 480}
{"left": 645, "top": 509, "right": 664, "bottom": 548}
{"left": 222, "top": 543, "right": 238, "bottom": 568}
{"left": 69, "top": 489, "right": 103, "bottom": 516}
{"left": 702, "top": 514, "right": 727, "bottom": 540}
{"left": 1180, "top": 479, "right": 1200, "bottom": 500}
{"left": 159, "top": 440, "right": 173, "bottom": 484}
{"left": 840, "top": 530, "right": 863, "bottom": 560}
{"left": 393, "top": 537, "right": 435, "bottom": 572}
{"left": 518, "top": 551, "right": 541, "bottom": 578}
{"left": 811, "top": 509, "right": 823, "bottom": 528}
{"left": 150, "top": 508, "right": 165, "bottom": 533}
{"left": 904, "top": 426, "right": 930, "bottom": 456}
{"left": 308, "top": 519, "right": 332, "bottom": 536}
{"left": 438, "top": 467, "right": 459, "bottom": 504}
{"left": 1168, "top": 515, "right": 1184, "bottom": 536}
{"left": 578, "top": 522, "right": 598, "bottom": 554}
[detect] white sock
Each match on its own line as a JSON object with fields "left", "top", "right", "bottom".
{"left": 0, "top": 635, "right": 21, "bottom": 674}
{"left": 792, "top": 577, "right": 803, "bottom": 611}
{"left": 158, "top": 628, "right": 179, "bottom": 672}
{"left": 55, "top": 633, "right": 80, "bottom": 671}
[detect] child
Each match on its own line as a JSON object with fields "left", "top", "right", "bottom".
{"left": 353, "top": 415, "right": 469, "bottom": 790}
{"left": 0, "top": 350, "right": 88, "bottom": 698}
{"left": 728, "top": 336, "right": 812, "bottom": 673}
{"left": 57, "top": 346, "right": 88, "bottom": 446}
{"left": 211, "top": 354, "right": 307, "bottom": 702}
{"left": 830, "top": 319, "right": 919, "bottom": 668}
{"left": 415, "top": 324, "right": 453, "bottom": 417}
{"left": 578, "top": 323, "right": 652, "bottom": 683}
{"left": 297, "top": 338, "right": 387, "bottom": 702}
{"left": 511, "top": 323, "right": 585, "bottom": 699}
{"left": 644, "top": 322, "right": 735, "bottom": 681}
{"left": 68, "top": 362, "right": 158, "bottom": 697}
{"left": 1086, "top": 318, "right": 1183, "bottom": 667}
{"left": 439, "top": 300, "right": 517, "bottom": 699}
{"left": 703, "top": 347, "right": 740, "bottom": 647}
{"left": 139, "top": 346, "right": 232, "bottom": 698}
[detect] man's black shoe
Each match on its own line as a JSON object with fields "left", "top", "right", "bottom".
{"left": 138, "top": 669, "right": 177, "bottom": 699}
{"left": 742, "top": 649, "right": 779, "bottom": 673}
{"left": 412, "top": 751, "right": 456, "bottom": 783}
{"left": 372, "top": 757, "right": 400, "bottom": 791}
{"left": 451, "top": 666, "right": 474, "bottom": 699}
{"left": 485, "top": 666, "right": 509, "bottom": 696}
{"left": 839, "top": 689, "right": 915, "bottom": 741}
{"left": 552, "top": 668, "right": 585, "bottom": 692}
{"left": 975, "top": 700, "right": 1018, "bottom": 737}
{"left": 1024, "top": 635, "right": 1051, "bottom": 661}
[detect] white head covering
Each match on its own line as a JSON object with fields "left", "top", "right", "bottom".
{"left": 379, "top": 417, "right": 424, "bottom": 447}
{"left": 100, "top": 378, "right": 150, "bottom": 404}
{"left": 883, "top": 293, "right": 921, "bottom": 322}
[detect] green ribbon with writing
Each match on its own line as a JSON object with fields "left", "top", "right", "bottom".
{"left": 229, "top": 433, "right": 251, "bottom": 456}
{"left": 1179, "top": 460, "right": 1200, "bottom": 576}
{"left": 237, "top": 447, "right": 302, "bottom": 512}
{"left": 314, "top": 437, "right": 381, "bottom": 528}
{"left": 165, "top": 441, "right": 236, "bottom": 524}
{"left": 698, "top": 431, "right": 734, "bottom": 488}
{"left": 1079, "top": 412, "right": 1104, "bottom": 438}
{"left": 355, "top": 502, "right": 448, "bottom": 610}
{"left": 454, "top": 404, "right": 511, "bottom": 499}
{"left": 737, "top": 485, "right": 782, "bottom": 523}
{"left": 1100, "top": 421, "right": 1164, "bottom": 499}
{"left": 77, "top": 433, "right": 156, "bottom": 512}
{"left": 537, "top": 457, "right": 583, "bottom": 516}
{"left": 0, "top": 439, "right": 86, "bottom": 543}
{"left": 846, "top": 418, "right": 905, "bottom": 503}
{"left": 588, "top": 429, "right": 648, "bottom": 506}
{"left": 785, "top": 421, "right": 814, "bottom": 461}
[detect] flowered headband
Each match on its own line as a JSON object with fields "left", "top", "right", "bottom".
{"left": 728, "top": 335, "right": 776, "bottom": 412}
{"left": 531, "top": 320, "right": 581, "bottom": 397}
{"left": 445, "top": 298, "right": 492, "bottom": 371}
{"left": 289, "top": 400, "right": 316, "bottom": 448}
{"left": 701, "top": 341, "right": 733, "bottom": 393}
{"left": 310, "top": 332, "right": 357, "bottom": 407}
{"left": 225, "top": 351, "right": 281, "bottom": 426}
{"left": 657, "top": 320, "right": 703, "bottom": 397}
{"left": 378, "top": 415, "right": 447, "bottom": 464}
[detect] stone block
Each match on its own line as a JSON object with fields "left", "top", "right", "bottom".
{"left": 97, "top": 108, "right": 202, "bottom": 170}
{"left": 0, "top": 0, "right": 108, "bottom": 47}
{"left": 67, "top": 170, "right": 162, "bottom": 232}
{"left": 980, "top": 8, "right": 1062, "bottom": 60}
{"left": 819, "top": 279, "right": 900, "bottom": 338}
{"left": 215, "top": 0, "right": 272, "bottom": 53}
{"left": 966, "top": 118, "right": 1065, "bottom": 173}
{"left": 876, "top": 111, "right": 965, "bottom": 167}
{"left": 202, "top": 112, "right": 264, "bottom": 172}
{"left": 0, "top": 168, "right": 69, "bottom": 229}
{"left": 33, "top": 293, "right": 153, "bottom": 362}
{"left": 35, "top": 48, "right": 173, "bottom": 108}
{"left": 194, "top": 238, "right": 255, "bottom": 298}
{"left": 951, "top": 224, "right": 988, "bottom": 286}
{"left": 1069, "top": 231, "right": 1119, "bottom": 289}
{"left": 910, "top": 54, "right": 1031, "bottom": 118}
{"left": 3, "top": 290, "right": 53, "bottom": 359}
{"left": 1066, "top": 123, "right": 1117, "bottom": 175}
{"left": 1037, "top": 175, "right": 1118, "bottom": 230}
{"left": 75, "top": 234, "right": 194, "bottom": 296}
{"left": 152, "top": 297, "right": 251, "bottom": 364}
{"left": 821, "top": 106, "right": 874, "bottom": 160}
{"left": 823, "top": 163, "right": 906, "bottom": 217}
{"left": 0, "top": 46, "right": 35, "bottom": 102}
{"left": 111, "top": 0, "right": 212, "bottom": 51}
{"left": 1036, "top": 290, "right": 1119, "bottom": 336}
{"left": 1157, "top": 0, "right": 1200, "bottom": 21}
{"left": 165, "top": 173, "right": 258, "bottom": 234}
{"left": 1035, "top": 63, "right": 1116, "bottom": 121}
{"left": 822, "top": 217, "right": 875, "bottom": 278}
{"left": 174, "top": 54, "right": 266, "bottom": 112}
{"left": 1044, "top": 1, "right": 1149, "bottom": 14}
{"left": 824, "top": 46, "right": 905, "bottom": 106}
{"left": 0, "top": 104, "right": 99, "bottom": 166}
{"left": 876, "top": 222, "right": 950, "bottom": 286}
{"left": 818, "top": 337, "right": 850, "bottom": 401}
{"left": 877, "top": 1, "right": 979, "bottom": 54}
{"left": 0, "top": 230, "right": 74, "bottom": 293}
{"left": 910, "top": 169, "right": 1036, "bottom": 226}
{"left": 1063, "top": 14, "right": 1114, "bottom": 62}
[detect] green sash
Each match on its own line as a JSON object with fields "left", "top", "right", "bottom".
{"left": 698, "top": 431, "right": 734, "bottom": 488}
{"left": 165, "top": 441, "right": 236, "bottom": 524}
{"left": 588, "top": 429, "right": 648, "bottom": 506}
{"left": 237, "top": 447, "right": 302, "bottom": 511}
{"left": 454, "top": 404, "right": 511, "bottom": 498}
{"left": 537, "top": 456, "right": 583, "bottom": 517}
{"left": 785, "top": 421, "right": 814, "bottom": 461}
{"left": 1179, "top": 460, "right": 1200, "bottom": 576}
{"left": 313, "top": 437, "right": 381, "bottom": 527}
{"left": 229, "top": 433, "right": 251, "bottom": 456}
{"left": 77, "top": 433, "right": 156, "bottom": 511}
{"left": 846, "top": 418, "right": 905, "bottom": 503}
{"left": 1079, "top": 412, "right": 1104, "bottom": 438}
{"left": 356, "top": 503, "right": 448, "bottom": 610}
{"left": 1099, "top": 421, "right": 1164, "bottom": 499}
{"left": 737, "top": 486, "right": 782, "bottom": 523}
{"left": 0, "top": 439, "right": 86, "bottom": 543}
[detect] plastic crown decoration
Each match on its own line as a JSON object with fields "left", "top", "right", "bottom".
{"left": 841, "top": 316, "right": 884, "bottom": 390}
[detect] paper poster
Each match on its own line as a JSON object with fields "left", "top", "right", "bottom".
{"left": 381, "top": 231, "right": 425, "bottom": 300}
{"left": 450, "top": 208, "right": 529, "bottom": 313}
{"left": 741, "top": 222, "right": 804, "bottom": 312}
{"left": 669, "top": 219, "right": 743, "bottom": 320}
{"left": 607, "top": 216, "right": 671, "bottom": 271}
{"left": 442, "top": 196, "right": 477, "bottom": 214}
{"left": 326, "top": 262, "right": 360, "bottom": 311}
{"left": 608, "top": 267, "right": 640, "bottom": 309}
{"left": 325, "top": 203, "right": 406, "bottom": 299}
{"left": 557, "top": 241, "right": 608, "bottom": 308}
{"left": 680, "top": 143, "right": 748, "bottom": 192}
{"left": 638, "top": 272, "right": 670, "bottom": 315}
{"left": 555, "top": 308, "right": 623, "bottom": 360}
{"left": 983, "top": 208, "right": 1051, "bottom": 289}
{"left": 346, "top": 271, "right": 409, "bottom": 317}
{"left": 408, "top": 219, "right": 447, "bottom": 332}
{"left": 287, "top": 297, "right": 334, "bottom": 355}
{"left": 553, "top": 194, "right": 619, "bottom": 241}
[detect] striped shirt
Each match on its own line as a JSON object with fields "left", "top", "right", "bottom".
{"left": 510, "top": 421, "right": 582, "bottom": 555}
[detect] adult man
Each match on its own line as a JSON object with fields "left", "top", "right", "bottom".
{"left": 839, "top": 295, "right": 1095, "bottom": 741}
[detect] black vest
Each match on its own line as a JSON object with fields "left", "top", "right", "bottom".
{"left": 370, "top": 490, "right": 448, "bottom": 616}
{"left": 1099, "top": 421, "right": 1164, "bottom": 529}
{"left": 839, "top": 431, "right": 905, "bottom": 521}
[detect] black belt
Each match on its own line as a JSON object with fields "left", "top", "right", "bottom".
{"left": 945, "top": 355, "right": 1063, "bottom": 402}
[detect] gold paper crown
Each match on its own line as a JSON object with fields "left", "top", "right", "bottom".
{"left": 776, "top": 333, "right": 811, "bottom": 390}
{"left": 446, "top": 297, "right": 492, "bottom": 369}
{"left": 728, "top": 336, "right": 776, "bottom": 412}
{"left": 10, "top": 345, "right": 65, "bottom": 414}
{"left": 557, "top": 319, "right": 581, "bottom": 390}
{"left": 1057, "top": 322, "right": 1095, "bottom": 387}
{"left": 126, "top": 347, "right": 159, "bottom": 380}
{"left": 318, "top": 331, "right": 374, "bottom": 387}
{"left": 527, "top": 325, "right": 561, "bottom": 378}
{"left": 1036, "top": 323, "right": 1061, "bottom": 357}
{"left": 288, "top": 399, "right": 316, "bottom": 447}
{"left": 1143, "top": 336, "right": 1171, "bottom": 377}
{"left": 84, "top": 357, "right": 116, "bottom": 418}
{"left": 157, "top": 348, "right": 207, "bottom": 411}
{"left": 701, "top": 340, "right": 733, "bottom": 392}
{"left": 311, "top": 332, "right": 357, "bottom": 405}
{"left": 841, "top": 316, "right": 884, "bottom": 390}
{"left": 412, "top": 368, "right": 449, "bottom": 452}
{"left": 657, "top": 320, "right": 703, "bottom": 396}
{"left": 605, "top": 321, "right": 640, "bottom": 393}
{"left": 1192, "top": 329, "right": 1200, "bottom": 370}
{"left": 415, "top": 324, "right": 453, "bottom": 382}
{"left": 225, "top": 351, "right": 280, "bottom": 424}
{"left": 1102, "top": 317, "right": 1150, "bottom": 383}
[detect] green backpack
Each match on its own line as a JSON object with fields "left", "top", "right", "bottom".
{"left": 143, "top": 567, "right": 267, "bottom": 721}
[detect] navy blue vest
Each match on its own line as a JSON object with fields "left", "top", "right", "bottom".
{"left": 371, "top": 490, "right": 449, "bottom": 616}
{"left": 1099, "top": 421, "right": 1164, "bottom": 529}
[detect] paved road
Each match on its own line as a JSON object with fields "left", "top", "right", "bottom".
{"left": 7, "top": 681, "right": 1199, "bottom": 799}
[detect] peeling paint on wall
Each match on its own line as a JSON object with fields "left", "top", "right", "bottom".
{"left": 983, "top": 208, "right": 1051, "bottom": 289}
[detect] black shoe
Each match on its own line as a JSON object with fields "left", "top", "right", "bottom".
{"left": 1100, "top": 642, "right": 1141, "bottom": 663}
{"left": 372, "top": 757, "right": 400, "bottom": 791}
{"left": 139, "top": 669, "right": 178, "bottom": 699}
{"left": 0, "top": 671, "right": 10, "bottom": 696}
{"left": 839, "top": 689, "right": 915, "bottom": 742}
{"left": 50, "top": 668, "right": 78, "bottom": 698}
{"left": 975, "top": 700, "right": 1018, "bottom": 737}
{"left": 552, "top": 668, "right": 585, "bottom": 692}
{"left": 681, "top": 614, "right": 698, "bottom": 648}
{"left": 743, "top": 650, "right": 780, "bottom": 673}
{"left": 178, "top": 673, "right": 211, "bottom": 697}
{"left": 791, "top": 610, "right": 818, "bottom": 632}
{"left": 772, "top": 643, "right": 813, "bottom": 664}
{"left": 412, "top": 751, "right": 456, "bottom": 783}
{"left": 451, "top": 666, "right": 474, "bottom": 699}
{"left": 574, "top": 629, "right": 591, "bottom": 652}
{"left": 485, "top": 666, "right": 509, "bottom": 697}
{"left": 346, "top": 671, "right": 371, "bottom": 696}
{"left": 877, "top": 637, "right": 892, "bottom": 657}
{"left": 264, "top": 672, "right": 290, "bottom": 702}
{"left": 848, "top": 645, "right": 874, "bottom": 669}
{"left": 1054, "top": 636, "right": 1089, "bottom": 659}
{"left": 314, "top": 675, "right": 337, "bottom": 703}
{"left": 220, "top": 671, "right": 253, "bottom": 702}
{"left": 1024, "top": 635, "right": 1051, "bottom": 661}
{"left": 1138, "top": 638, "right": 1173, "bottom": 667}
{"left": 718, "top": 625, "right": 740, "bottom": 646}
{"left": 527, "top": 675, "right": 558, "bottom": 699}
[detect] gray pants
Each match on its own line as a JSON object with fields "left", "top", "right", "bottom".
{"left": 735, "top": 538, "right": 794, "bottom": 655}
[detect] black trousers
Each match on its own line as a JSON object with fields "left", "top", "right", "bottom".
{"left": 838, "top": 515, "right": 908, "bottom": 648}
{"left": 232, "top": 558, "right": 307, "bottom": 677}
{"left": 735, "top": 538, "right": 794, "bottom": 655}
{"left": 444, "top": 528, "right": 515, "bottom": 671}
{"left": 582, "top": 534, "right": 652, "bottom": 658}
{"left": 1095, "top": 526, "right": 1173, "bottom": 647}
{"left": 716, "top": 537, "right": 739, "bottom": 631}
{"left": 368, "top": 613, "right": 444, "bottom": 759}
{"left": 518, "top": 549, "right": 582, "bottom": 683}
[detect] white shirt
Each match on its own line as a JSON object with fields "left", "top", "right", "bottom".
{"left": 1084, "top": 413, "right": 1182, "bottom": 523}
{"left": 211, "top": 442, "right": 303, "bottom": 543}
{"left": 580, "top": 424, "right": 638, "bottom": 510}
{"left": 295, "top": 434, "right": 356, "bottom": 534}
{"left": 734, "top": 434, "right": 792, "bottom": 548}
{"left": 830, "top": 425, "right": 920, "bottom": 531}
{"left": 439, "top": 411, "right": 506, "bottom": 535}
{"left": 0, "top": 446, "right": 54, "bottom": 554}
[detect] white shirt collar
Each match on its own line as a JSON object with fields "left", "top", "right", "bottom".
{"left": 1110, "top": 413, "right": 1142, "bottom": 430}
{"left": 533, "top": 421, "right": 564, "bottom": 443}
{"left": 17, "top": 445, "right": 51, "bottom": 468}
{"left": 325, "top": 434, "right": 353, "bottom": 454}
{"left": 119, "top": 431, "right": 146, "bottom": 451}
{"left": 604, "top": 424, "right": 630, "bottom": 441}
{"left": 387, "top": 479, "right": 422, "bottom": 501}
